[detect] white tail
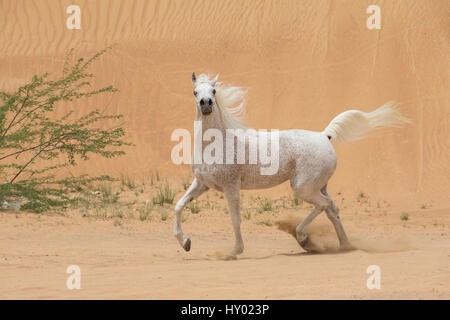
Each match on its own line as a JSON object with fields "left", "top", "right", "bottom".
{"left": 323, "top": 101, "right": 411, "bottom": 143}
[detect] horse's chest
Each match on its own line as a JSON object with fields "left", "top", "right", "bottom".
{"left": 192, "top": 163, "right": 239, "bottom": 189}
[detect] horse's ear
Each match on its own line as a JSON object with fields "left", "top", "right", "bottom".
{"left": 211, "top": 74, "right": 219, "bottom": 87}
{"left": 191, "top": 72, "right": 197, "bottom": 85}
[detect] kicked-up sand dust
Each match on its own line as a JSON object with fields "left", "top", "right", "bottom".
{"left": 275, "top": 213, "right": 417, "bottom": 254}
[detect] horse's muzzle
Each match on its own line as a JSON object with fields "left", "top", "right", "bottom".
{"left": 201, "top": 107, "right": 212, "bottom": 115}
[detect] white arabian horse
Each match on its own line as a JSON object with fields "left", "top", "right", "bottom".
{"left": 174, "top": 73, "right": 410, "bottom": 259}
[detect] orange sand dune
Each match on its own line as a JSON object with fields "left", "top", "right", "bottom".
{"left": 0, "top": 0, "right": 448, "bottom": 204}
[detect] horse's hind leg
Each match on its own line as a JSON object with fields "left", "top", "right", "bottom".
{"left": 174, "top": 178, "right": 208, "bottom": 251}
{"left": 325, "top": 204, "right": 353, "bottom": 250}
{"left": 295, "top": 205, "right": 324, "bottom": 251}
{"left": 321, "top": 186, "right": 353, "bottom": 250}
{"left": 293, "top": 188, "right": 331, "bottom": 251}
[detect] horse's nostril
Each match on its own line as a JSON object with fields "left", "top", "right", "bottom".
{"left": 200, "top": 99, "right": 205, "bottom": 106}
{"left": 208, "top": 99, "right": 212, "bottom": 105}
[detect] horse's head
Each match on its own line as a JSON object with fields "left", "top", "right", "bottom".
{"left": 191, "top": 72, "right": 218, "bottom": 116}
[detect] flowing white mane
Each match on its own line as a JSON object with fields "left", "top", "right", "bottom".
{"left": 197, "top": 74, "right": 248, "bottom": 130}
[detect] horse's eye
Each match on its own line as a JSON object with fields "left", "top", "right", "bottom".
{"left": 193, "top": 91, "right": 197, "bottom": 96}
{"left": 212, "top": 89, "right": 216, "bottom": 95}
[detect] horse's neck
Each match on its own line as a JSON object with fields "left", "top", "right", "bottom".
{"left": 196, "top": 110, "right": 226, "bottom": 132}
{"left": 194, "top": 110, "right": 227, "bottom": 150}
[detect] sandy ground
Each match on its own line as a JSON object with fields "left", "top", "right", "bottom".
{"left": 0, "top": 186, "right": 449, "bottom": 299}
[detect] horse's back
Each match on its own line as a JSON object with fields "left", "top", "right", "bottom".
{"left": 281, "top": 129, "right": 336, "bottom": 164}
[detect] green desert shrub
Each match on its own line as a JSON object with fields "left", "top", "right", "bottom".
{"left": 0, "top": 47, "right": 131, "bottom": 212}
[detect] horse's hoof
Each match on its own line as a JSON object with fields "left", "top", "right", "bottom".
{"left": 300, "top": 239, "right": 309, "bottom": 250}
{"left": 297, "top": 233, "right": 308, "bottom": 247}
{"left": 298, "top": 234, "right": 316, "bottom": 252}
{"left": 225, "top": 254, "right": 237, "bottom": 261}
{"left": 183, "top": 238, "right": 191, "bottom": 252}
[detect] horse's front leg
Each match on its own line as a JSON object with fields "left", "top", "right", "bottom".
{"left": 174, "top": 178, "right": 208, "bottom": 251}
{"left": 223, "top": 184, "right": 244, "bottom": 260}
